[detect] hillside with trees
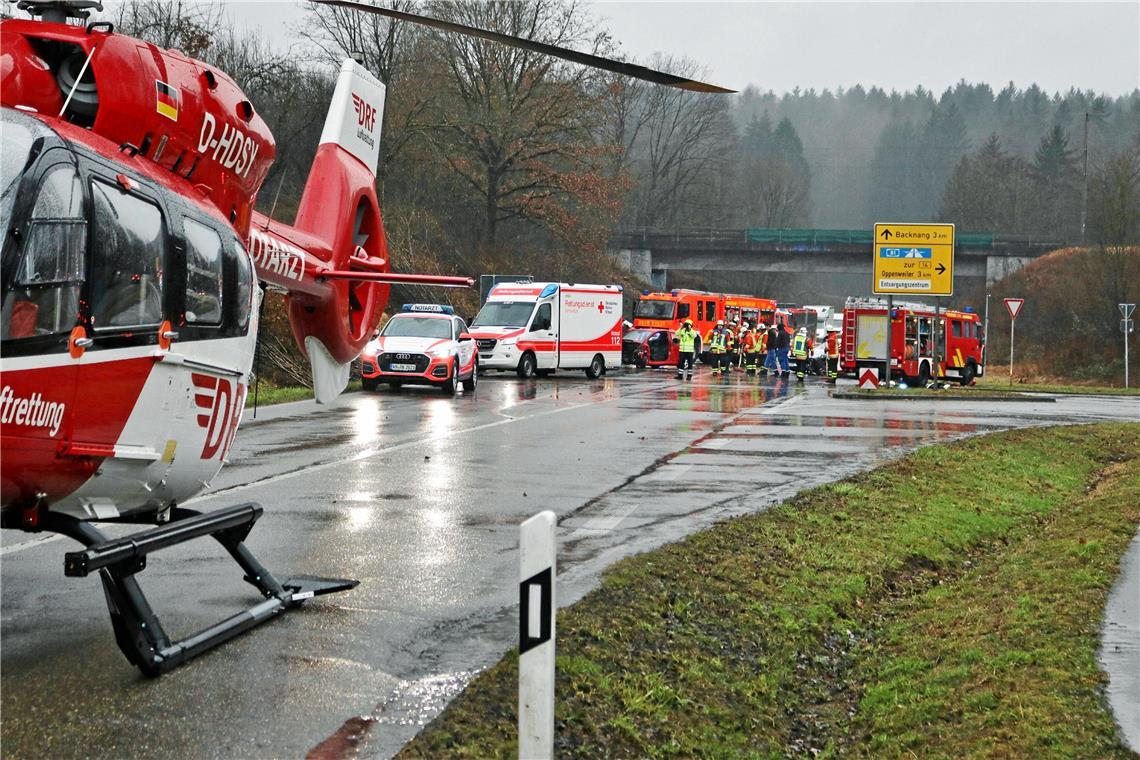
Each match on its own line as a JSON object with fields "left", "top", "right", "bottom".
{"left": 985, "top": 247, "right": 1139, "bottom": 383}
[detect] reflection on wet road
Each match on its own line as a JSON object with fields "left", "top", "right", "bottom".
{"left": 1, "top": 370, "right": 1137, "bottom": 759}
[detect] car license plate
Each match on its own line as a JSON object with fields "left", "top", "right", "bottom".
{"left": 390, "top": 363, "right": 417, "bottom": 372}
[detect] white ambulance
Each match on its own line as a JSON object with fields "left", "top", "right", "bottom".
{"left": 469, "top": 282, "right": 624, "bottom": 378}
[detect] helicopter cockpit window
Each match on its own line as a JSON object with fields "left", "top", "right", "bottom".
{"left": 182, "top": 218, "right": 223, "bottom": 325}
{"left": 232, "top": 239, "right": 253, "bottom": 333}
{"left": 90, "top": 179, "right": 165, "bottom": 330}
{"left": 1, "top": 164, "right": 86, "bottom": 341}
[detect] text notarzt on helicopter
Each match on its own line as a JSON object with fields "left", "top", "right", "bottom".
{"left": 249, "top": 228, "right": 305, "bottom": 282}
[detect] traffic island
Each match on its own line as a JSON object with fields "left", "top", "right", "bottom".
{"left": 831, "top": 387, "right": 1056, "bottom": 402}
{"left": 398, "top": 424, "right": 1140, "bottom": 759}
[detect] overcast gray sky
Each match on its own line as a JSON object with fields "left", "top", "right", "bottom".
{"left": 220, "top": 1, "right": 1137, "bottom": 96}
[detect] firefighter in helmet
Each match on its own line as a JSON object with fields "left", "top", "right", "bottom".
{"left": 674, "top": 318, "right": 698, "bottom": 379}
{"left": 792, "top": 326, "right": 810, "bottom": 381}
{"left": 741, "top": 323, "right": 759, "bottom": 374}
{"left": 706, "top": 319, "right": 729, "bottom": 375}
{"left": 825, "top": 326, "right": 841, "bottom": 383}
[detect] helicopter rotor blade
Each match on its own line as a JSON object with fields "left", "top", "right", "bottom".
{"left": 311, "top": 0, "right": 736, "bottom": 94}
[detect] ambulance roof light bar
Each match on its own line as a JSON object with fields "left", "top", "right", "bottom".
{"left": 402, "top": 303, "right": 455, "bottom": 314}
{"left": 539, "top": 284, "right": 558, "bottom": 298}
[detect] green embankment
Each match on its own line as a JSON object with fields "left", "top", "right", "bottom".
{"left": 400, "top": 424, "right": 1140, "bottom": 759}
{"left": 834, "top": 386, "right": 1051, "bottom": 401}
{"left": 975, "top": 377, "right": 1140, "bottom": 397}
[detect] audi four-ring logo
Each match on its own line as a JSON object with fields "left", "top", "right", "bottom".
{"left": 396, "top": 353, "right": 412, "bottom": 360}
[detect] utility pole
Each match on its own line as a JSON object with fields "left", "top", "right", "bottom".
{"left": 1081, "top": 112, "right": 1089, "bottom": 244}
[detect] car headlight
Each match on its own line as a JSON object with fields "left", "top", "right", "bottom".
{"left": 428, "top": 347, "right": 453, "bottom": 359}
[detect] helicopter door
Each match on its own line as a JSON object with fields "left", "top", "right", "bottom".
{"left": 0, "top": 160, "right": 87, "bottom": 470}
{"left": 68, "top": 175, "right": 171, "bottom": 473}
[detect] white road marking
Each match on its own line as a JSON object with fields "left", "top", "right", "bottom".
{"left": 569, "top": 501, "right": 642, "bottom": 536}
{"left": 760, "top": 394, "right": 805, "bottom": 415}
{"left": 0, "top": 533, "right": 63, "bottom": 556}
{"left": 655, "top": 464, "right": 692, "bottom": 482}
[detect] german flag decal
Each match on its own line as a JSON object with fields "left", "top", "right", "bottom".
{"left": 155, "top": 80, "right": 179, "bottom": 121}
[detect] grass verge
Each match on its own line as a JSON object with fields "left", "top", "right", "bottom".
{"left": 834, "top": 386, "right": 1051, "bottom": 401}
{"left": 243, "top": 380, "right": 361, "bottom": 408}
{"left": 976, "top": 377, "right": 1140, "bottom": 397}
{"left": 399, "top": 424, "right": 1140, "bottom": 759}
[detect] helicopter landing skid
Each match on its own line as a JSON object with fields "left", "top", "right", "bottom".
{"left": 34, "top": 503, "right": 358, "bottom": 677}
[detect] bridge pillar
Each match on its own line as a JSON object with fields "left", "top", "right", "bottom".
{"left": 986, "top": 255, "right": 1036, "bottom": 285}
{"left": 612, "top": 248, "right": 653, "bottom": 286}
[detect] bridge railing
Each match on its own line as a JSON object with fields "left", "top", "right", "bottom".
{"left": 612, "top": 227, "right": 1075, "bottom": 250}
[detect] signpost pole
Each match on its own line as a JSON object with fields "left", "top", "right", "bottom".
{"left": 1009, "top": 317, "right": 1015, "bottom": 388}
{"left": 872, "top": 223, "right": 955, "bottom": 388}
{"left": 1122, "top": 304, "right": 1136, "bottom": 389}
{"left": 884, "top": 295, "right": 893, "bottom": 388}
{"left": 934, "top": 300, "right": 942, "bottom": 387}
{"left": 1003, "top": 298, "right": 1024, "bottom": 387}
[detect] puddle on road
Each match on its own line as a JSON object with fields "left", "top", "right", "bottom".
{"left": 622, "top": 379, "right": 796, "bottom": 415}
{"left": 1101, "top": 532, "right": 1140, "bottom": 753}
{"left": 309, "top": 670, "right": 480, "bottom": 759}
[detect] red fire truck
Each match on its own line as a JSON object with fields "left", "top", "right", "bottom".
{"left": 840, "top": 297, "right": 984, "bottom": 386}
{"left": 633, "top": 289, "right": 779, "bottom": 356}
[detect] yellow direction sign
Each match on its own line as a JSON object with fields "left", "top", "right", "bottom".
{"left": 873, "top": 222, "right": 955, "bottom": 296}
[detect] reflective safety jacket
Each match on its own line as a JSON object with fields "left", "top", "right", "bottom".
{"left": 707, "top": 329, "right": 728, "bottom": 353}
{"left": 676, "top": 326, "right": 698, "bottom": 352}
{"left": 792, "top": 333, "right": 809, "bottom": 359}
{"left": 826, "top": 332, "right": 840, "bottom": 358}
{"left": 740, "top": 332, "right": 757, "bottom": 352}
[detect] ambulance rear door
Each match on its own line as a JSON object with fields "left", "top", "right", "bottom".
{"left": 557, "top": 287, "right": 622, "bottom": 369}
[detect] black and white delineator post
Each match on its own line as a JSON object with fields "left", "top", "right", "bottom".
{"left": 519, "top": 511, "right": 556, "bottom": 760}
{"left": 1121, "top": 303, "right": 1135, "bottom": 389}
{"left": 1004, "top": 298, "right": 1024, "bottom": 387}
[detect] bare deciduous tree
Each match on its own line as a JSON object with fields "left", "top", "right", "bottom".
{"left": 421, "top": 0, "right": 618, "bottom": 246}
{"left": 616, "top": 54, "right": 735, "bottom": 229}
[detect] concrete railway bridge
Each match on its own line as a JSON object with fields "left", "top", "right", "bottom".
{"left": 610, "top": 228, "right": 1068, "bottom": 307}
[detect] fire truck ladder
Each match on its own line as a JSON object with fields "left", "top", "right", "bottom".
{"left": 842, "top": 304, "right": 857, "bottom": 363}
{"left": 33, "top": 503, "right": 357, "bottom": 676}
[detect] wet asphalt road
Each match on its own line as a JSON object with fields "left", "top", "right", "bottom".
{"left": 2, "top": 369, "right": 1137, "bottom": 759}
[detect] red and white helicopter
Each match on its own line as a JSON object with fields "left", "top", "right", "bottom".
{"left": 0, "top": 0, "right": 730, "bottom": 675}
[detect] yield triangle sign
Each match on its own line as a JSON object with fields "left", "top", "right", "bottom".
{"left": 1004, "top": 298, "right": 1024, "bottom": 320}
